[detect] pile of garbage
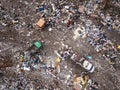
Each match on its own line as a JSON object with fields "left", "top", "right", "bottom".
{"left": 0, "top": 73, "right": 33, "bottom": 90}
{"left": 99, "top": 12, "right": 120, "bottom": 32}
{"left": 84, "top": 20, "right": 118, "bottom": 65}
{"left": 73, "top": 72, "right": 99, "bottom": 90}
{"left": 0, "top": 0, "right": 120, "bottom": 90}
{"left": 54, "top": 45, "right": 77, "bottom": 61}
{"left": 35, "top": 0, "right": 119, "bottom": 67}
{"left": 16, "top": 41, "right": 43, "bottom": 72}
{"left": 35, "top": 0, "right": 80, "bottom": 30}
{"left": 86, "top": 0, "right": 120, "bottom": 32}
{"left": 55, "top": 44, "right": 95, "bottom": 73}
{"left": 14, "top": 41, "right": 74, "bottom": 89}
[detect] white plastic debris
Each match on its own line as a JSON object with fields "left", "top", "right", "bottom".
{"left": 23, "top": 66, "right": 30, "bottom": 71}
{"left": 48, "top": 28, "right": 52, "bottom": 31}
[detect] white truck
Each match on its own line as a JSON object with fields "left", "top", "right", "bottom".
{"left": 54, "top": 50, "right": 95, "bottom": 73}
{"left": 75, "top": 57, "right": 95, "bottom": 73}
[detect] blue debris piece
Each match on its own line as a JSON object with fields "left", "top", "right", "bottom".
{"left": 33, "top": 64, "right": 38, "bottom": 69}
{"left": 39, "top": 7, "right": 45, "bottom": 12}
{"left": 87, "top": 55, "right": 93, "bottom": 60}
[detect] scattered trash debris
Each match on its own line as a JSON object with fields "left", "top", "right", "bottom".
{"left": 117, "top": 45, "right": 120, "bottom": 49}
{"left": 0, "top": 0, "right": 120, "bottom": 90}
{"left": 87, "top": 55, "right": 93, "bottom": 60}
{"left": 36, "top": 18, "right": 46, "bottom": 28}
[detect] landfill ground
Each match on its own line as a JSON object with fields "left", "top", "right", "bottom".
{"left": 0, "top": 0, "right": 120, "bottom": 90}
